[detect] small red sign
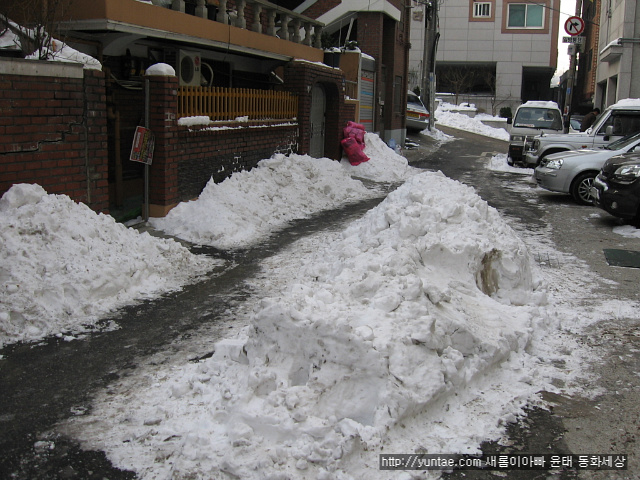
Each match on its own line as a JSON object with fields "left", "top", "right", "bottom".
{"left": 564, "top": 16, "right": 585, "bottom": 36}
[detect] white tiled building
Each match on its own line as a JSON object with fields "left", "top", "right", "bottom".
{"left": 409, "top": 0, "right": 561, "bottom": 114}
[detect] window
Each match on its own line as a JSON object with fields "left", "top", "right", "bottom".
{"left": 507, "top": 3, "right": 544, "bottom": 28}
{"left": 473, "top": 2, "right": 492, "bottom": 18}
{"left": 470, "top": 0, "right": 494, "bottom": 21}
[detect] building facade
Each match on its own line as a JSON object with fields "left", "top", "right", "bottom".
{"left": 409, "top": 0, "right": 561, "bottom": 115}
{"left": 298, "top": 0, "right": 412, "bottom": 145}
{"left": 594, "top": 0, "right": 640, "bottom": 108}
{"left": 1, "top": 0, "right": 360, "bottom": 217}
{"left": 573, "top": 0, "right": 600, "bottom": 112}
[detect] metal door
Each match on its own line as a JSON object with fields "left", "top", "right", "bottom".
{"left": 310, "top": 84, "right": 326, "bottom": 158}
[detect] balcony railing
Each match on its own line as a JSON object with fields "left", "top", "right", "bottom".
{"left": 178, "top": 86, "right": 298, "bottom": 121}
{"left": 169, "top": 0, "right": 323, "bottom": 47}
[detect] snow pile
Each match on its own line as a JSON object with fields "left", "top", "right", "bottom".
{"left": 64, "top": 171, "right": 549, "bottom": 479}
{"left": 0, "top": 17, "right": 101, "bottom": 69}
{"left": 26, "top": 38, "right": 102, "bottom": 70}
{"left": 151, "top": 134, "right": 415, "bottom": 249}
{"left": 146, "top": 62, "right": 175, "bottom": 76}
{"left": 177, "top": 115, "right": 210, "bottom": 126}
{"left": 340, "top": 132, "right": 415, "bottom": 182}
{"left": 0, "top": 184, "right": 219, "bottom": 348}
{"left": 436, "top": 102, "right": 510, "bottom": 141}
{"left": 487, "top": 153, "right": 534, "bottom": 174}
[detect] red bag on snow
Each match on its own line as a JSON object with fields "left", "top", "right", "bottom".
{"left": 343, "top": 121, "right": 366, "bottom": 144}
{"left": 342, "top": 121, "right": 369, "bottom": 166}
{"left": 341, "top": 136, "right": 369, "bottom": 166}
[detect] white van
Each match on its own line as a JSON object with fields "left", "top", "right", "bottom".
{"left": 507, "top": 101, "right": 563, "bottom": 165}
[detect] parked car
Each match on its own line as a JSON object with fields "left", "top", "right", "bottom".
{"left": 406, "top": 92, "right": 430, "bottom": 131}
{"left": 534, "top": 132, "right": 640, "bottom": 205}
{"left": 525, "top": 99, "right": 640, "bottom": 167}
{"left": 568, "top": 114, "right": 584, "bottom": 133}
{"left": 507, "top": 101, "right": 563, "bottom": 165}
{"left": 592, "top": 152, "right": 640, "bottom": 221}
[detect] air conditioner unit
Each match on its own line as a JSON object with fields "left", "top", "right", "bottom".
{"left": 178, "top": 50, "right": 202, "bottom": 86}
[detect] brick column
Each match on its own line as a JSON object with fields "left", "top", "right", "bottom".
{"left": 83, "top": 69, "right": 109, "bottom": 213}
{"left": 284, "top": 61, "right": 350, "bottom": 161}
{"left": 146, "top": 74, "right": 180, "bottom": 217}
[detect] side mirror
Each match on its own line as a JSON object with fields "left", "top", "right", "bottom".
{"left": 506, "top": 117, "right": 512, "bottom": 125}
{"left": 606, "top": 125, "right": 614, "bottom": 136}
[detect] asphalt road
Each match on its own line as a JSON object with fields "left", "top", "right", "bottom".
{"left": 406, "top": 126, "right": 640, "bottom": 480}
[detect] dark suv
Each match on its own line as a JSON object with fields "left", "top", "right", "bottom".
{"left": 592, "top": 152, "right": 640, "bottom": 220}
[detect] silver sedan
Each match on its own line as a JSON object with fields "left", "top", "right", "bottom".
{"left": 534, "top": 132, "right": 640, "bottom": 205}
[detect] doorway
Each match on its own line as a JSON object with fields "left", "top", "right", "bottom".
{"left": 310, "top": 84, "right": 326, "bottom": 158}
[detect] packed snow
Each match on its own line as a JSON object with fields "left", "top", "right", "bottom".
{"left": 434, "top": 102, "right": 510, "bottom": 141}
{"left": 60, "top": 160, "right": 595, "bottom": 480}
{"left": 0, "top": 184, "right": 220, "bottom": 348}
{"left": 150, "top": 133, "right": 417, "bottom": 249}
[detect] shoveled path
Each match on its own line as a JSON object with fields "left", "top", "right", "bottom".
{"left": 0, "top": 185, "right": 399, "bottom": 479}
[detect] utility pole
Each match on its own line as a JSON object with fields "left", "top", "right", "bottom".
{"left": 563, "top": 2, "right": 584, "bottom": 132}
{"left": 418, "top": 0, "right": 439, "bottom": 131}
{"left": 563, "top": 45, "right": 577, "bottom": 132}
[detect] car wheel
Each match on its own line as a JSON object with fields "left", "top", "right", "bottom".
{"left": 570, "top": 172, "right": 597, "bottom": 205}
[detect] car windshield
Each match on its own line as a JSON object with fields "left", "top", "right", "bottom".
{"left": 513, "top": 107, "right": 562, "bottom": 129}
{"left": 604, "top": 131, "right": 640, "bottom": 150}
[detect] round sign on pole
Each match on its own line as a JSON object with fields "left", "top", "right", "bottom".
{"left": 565, "top": 16, "right": 585, "bottom": 36}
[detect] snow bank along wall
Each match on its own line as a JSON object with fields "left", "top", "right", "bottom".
{"left": 0, "top": 59, "right": 109, "bottom": 213}
{"left": 1, "top": 58, "right": 356, "bottom": 218}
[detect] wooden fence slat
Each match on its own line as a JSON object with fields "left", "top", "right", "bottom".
{"left": 177, "top": 86, "right": 298, "bottom": 121}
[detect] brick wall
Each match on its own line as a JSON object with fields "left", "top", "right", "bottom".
{"left": 283, "top": 60, "right": 349, "bottom": 161}
{"left": 175, "top": 124, "right": 299, "bottom": 200}
{"left": 147, "top": 75, "right": 301, "bottom": 216}
{"left": 0, "top": 59, "right": 109, "bottom": 212}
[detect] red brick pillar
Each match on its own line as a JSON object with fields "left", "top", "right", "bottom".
{"left": 146, "top": 75, "right": 180, "bottom": 217}
{"left": 83, "top": 69, "right": 109, "bottom": 213}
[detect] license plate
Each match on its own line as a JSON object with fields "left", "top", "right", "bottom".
{"left": 590, "top": 187, "right": 600, "bottom": 200}
{"left": 407, "top": 112, "right": 419, "bottom": 118}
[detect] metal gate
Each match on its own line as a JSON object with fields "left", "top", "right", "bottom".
{"left": 310, "top": 84, "right": 326, "bottom": 158}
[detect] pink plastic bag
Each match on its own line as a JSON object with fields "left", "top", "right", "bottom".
{"left": 342, "top": 121, "right": 369, "bottom": 165}
{"left": 341, "top": 136, "right": 369, "bottom": 166}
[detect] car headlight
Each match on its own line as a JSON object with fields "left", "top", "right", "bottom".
{"left": 529, "top": 139, "right": 540, "bottom": 152}
{"left": 510, "top": 135, "right": 524, "bottom": 142}
{"left": 545, "top": 158, "right": 564, "bottom": 169}
{"left": 612, "top": 164, "right": 640, "bottom": 184}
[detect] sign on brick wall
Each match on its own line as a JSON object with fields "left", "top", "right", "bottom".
{"left": 130, "top": 126, "right": 155, "bottom": 165}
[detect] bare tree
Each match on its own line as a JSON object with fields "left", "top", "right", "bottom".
{"left": 479, "top": 68, "right": 507, "bottom": 116}
{"left": 437, "top": 66, "right": 475, "bottom": 105}
{"left": 1, "top": 0, "right": 73, "bottom": 60}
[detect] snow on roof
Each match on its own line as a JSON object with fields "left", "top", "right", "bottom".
{"left": 610, "top": 98, "right": 640, "bottom": 109}
{"left": 1, "top": 17, "right": 101, "bottom": 70}
{"left": 519, "top": 101, "right": 560, "bottom": 110}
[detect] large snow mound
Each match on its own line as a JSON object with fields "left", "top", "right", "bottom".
{"left": 0, "top": 184, "right": 219, "bottom": 348}
{"left": 63, "top": 171, "right": 549, "bottom": 479}
{"left": 151, "top": 136, "right": 415, "bottom": 249}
